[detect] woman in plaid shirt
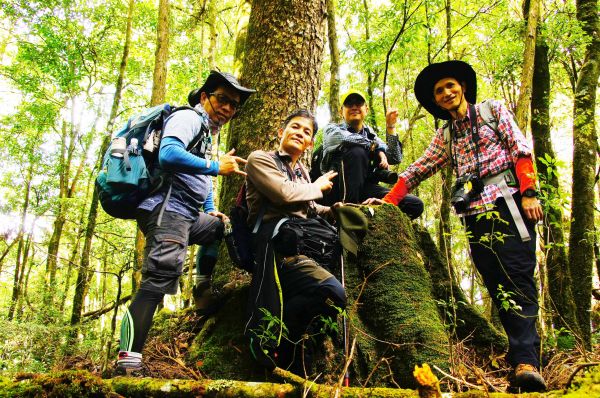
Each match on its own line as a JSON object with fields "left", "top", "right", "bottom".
{"left": 365, "top": 60, "right": 546, "bottom": 392}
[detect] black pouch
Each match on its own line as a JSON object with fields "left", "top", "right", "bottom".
{"left": 273, "top": 216, "right": 341, "bottom": 272}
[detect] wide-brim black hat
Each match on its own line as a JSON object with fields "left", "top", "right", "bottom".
{"left": 188, "top": 70, "right": 256, "bottom": 108}
{"left": 414, "top": 60, "right": 476, "bottom": 120}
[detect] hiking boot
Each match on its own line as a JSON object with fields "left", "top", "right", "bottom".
{"left": 509, "top": 364, "right": 547, "bottom": 392}
{"left": 114, "top": 351, "right": 145, "bottom": 377}
{"left": 193, "top": 281, "right": 220, "bottom": 315}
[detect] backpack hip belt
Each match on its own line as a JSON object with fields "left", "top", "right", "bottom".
{"left": 483, "top": 169, "right": 530, "bottom": 242}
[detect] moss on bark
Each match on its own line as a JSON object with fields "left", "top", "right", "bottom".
{"left": 413, "top": 223, "right": 508, "bottom": 352}
{"left": 345, "top": 204, "right": 450, "bottom": 387}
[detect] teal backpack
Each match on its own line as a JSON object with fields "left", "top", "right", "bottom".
{"left": 95, "top": 103, "right": 206, "bottom": 219}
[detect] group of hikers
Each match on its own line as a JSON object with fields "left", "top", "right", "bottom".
{"left": 114, "top": 61, "right": 547, "bottom": 393}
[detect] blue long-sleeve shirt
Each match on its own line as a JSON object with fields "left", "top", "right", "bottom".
{"left": 138, "top": 107, "right": 219, "bottom": 219}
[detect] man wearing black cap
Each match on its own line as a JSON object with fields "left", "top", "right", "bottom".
{"left": 116, "top": 71, "right": 255, "bottom": 374}
{"left": 365, "top": 60, "right": 546, "bottom": 392}
{"left": 319, "top": 89, "right": 423, "bottom": 219}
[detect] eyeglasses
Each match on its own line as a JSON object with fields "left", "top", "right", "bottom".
{"left": 209, "top": 92, "right": 240, "bottom": 111}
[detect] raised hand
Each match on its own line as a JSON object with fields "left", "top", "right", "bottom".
{"left": 218, "top": 149, "right": 248, "bottom": 176}
{"left": 315, "top": 170, "right": 338, "bottom": 192}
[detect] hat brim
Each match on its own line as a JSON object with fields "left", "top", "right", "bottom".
{"left": 414, "top": 60, "right": 476, "bottom": 120}
{"left": 188, "top": 71, "right": 256, "bottom": 108}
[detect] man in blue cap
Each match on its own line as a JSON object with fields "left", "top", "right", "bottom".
{"left": 116, "top": 71, "right": 255, "bottom": 375}
{"left": 319, "top": 90, "right": 423, "bottom": 219}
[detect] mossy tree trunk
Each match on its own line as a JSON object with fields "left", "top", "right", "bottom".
{"left": 530, "top": 26, "right": 579, "bottom": 336}
{"left": 569, "top": 0, "right": 600, "bottom": 350}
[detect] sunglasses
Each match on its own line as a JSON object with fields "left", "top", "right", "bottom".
{"left": 209, "top": 92, "right": 240, "bottom": 111}
{"left": 343, "top": 98, "right": 366, "bottom": 107}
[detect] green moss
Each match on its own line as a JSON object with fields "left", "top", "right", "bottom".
{"left": 187, "top": 285, "right": 264, "bottom": 381}
{"left": 413, "top": 224, "right": 508, "bottom": 352}
{"left": 0, "top": 371, "right": 111, "bottom": 398}
{"left": 563, "top": 365, "right": 600, "bottom": 397}
{"left": 346, "top": 205, "right": 450, "bottom": 388}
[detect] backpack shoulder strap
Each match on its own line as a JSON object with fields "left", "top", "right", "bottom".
{"left": 478, "top": 99, "right": 498, "bottom": 131}
{"left": 163, "top": 105, "right": 207, "bottom": 151}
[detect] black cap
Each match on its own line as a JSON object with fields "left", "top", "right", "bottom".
{"left": 188, "top": 70, "right": 256, "bottom": 108}
{"left": 414, "top": 60, "right": 476, "bottom": 120}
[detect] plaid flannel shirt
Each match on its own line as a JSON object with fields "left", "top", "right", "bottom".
{"left": 399, "top": 100, "right": 532, "bottom": 216}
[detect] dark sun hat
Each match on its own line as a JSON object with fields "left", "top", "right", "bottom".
{"left": 414, "top": 60, "right": 476, "bottom": 120}
{"left": 188, "top": 70, "right": 256, "bottom": 108}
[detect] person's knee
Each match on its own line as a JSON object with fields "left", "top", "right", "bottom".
{"left": 317, "top": 277, "right": 346, "bottom": 311}
{"left": 342, "top": 145, "right": 369, "bottom": 163}
{"left": 400, "top": 194, "right": 424, "bottom": 219}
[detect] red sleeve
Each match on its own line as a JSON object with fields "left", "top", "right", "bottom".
{"left": 383, "top": 176, "right": 408, "bottom": 205}
{"left": 515, "top": 156, "right": 536, "bottom": 193}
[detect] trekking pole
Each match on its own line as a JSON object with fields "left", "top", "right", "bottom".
{"left": 340, "top": 251, "right": 350, "bottom": 387}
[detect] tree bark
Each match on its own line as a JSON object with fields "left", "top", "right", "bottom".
{"left": 568, "top": 0, "right": 600, "bottom": 349}
{"left": 326, "top": 0, "right": 341, "bottom": 123}
{"left": 530, "top": 28, "right": 580, "bottom": 336}
{"left": 222, "top": 0, "right": 327, "bottom": 215}
{"left": 514, "top": 0, "right": 540, "bottom": 131}
{"left": 7, "top": 162, "right": 33, "bottom": 320}
{"left": 150, "top": 0, "right": 169, "bottom": 105}
{"left": 437, "top": 0, "right": 453, "bottom": 270}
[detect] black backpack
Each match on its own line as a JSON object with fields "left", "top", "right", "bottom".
{"left": 226, "top": 183, "right": 257, "bottom": 273}
{"left": 308, "top": 144, "right": 324, "bottom": 182}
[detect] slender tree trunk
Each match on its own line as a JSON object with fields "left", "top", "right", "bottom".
{"left": 15, "top": 232, "right": 32, "bottom": 321}
{"left": 133, "top": 0, "right": 171, "bottom": 291}
{"left": 514, "top": 0, "right": 540, "bottom": 131}
{"left": 70, "top": 0, "right": 135, "bottom": 327}
{"left": 326, "top": 0, "right": 341, "bottom": 123}
{"left": 438, "top": 0, "right": 453, "bottom": 270}
{"left": 151, "top": 0, "right": 170, "bottom": 105}
{"left": 530, "top": 29, "right": 580, "bottom": 336}
{"left": 362, "top": 0, "right": 377, "bottom": 129}
{"left": 206, "top": 0, "right": 217, "bottom": 69}
{"left": 568, "top": 0, "right": 600, "bottom": 350}
{"left": 7, "top": 162, "right": 33, "bottom": 320}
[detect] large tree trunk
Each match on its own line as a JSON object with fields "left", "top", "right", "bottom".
{"left": 222, "top": 0, "right": 327, "bottom": 212}
{"left": 70, "top": 0, "right": 135, "bottom": 327}
{"left": 514, "top": 0, "right": 540, "bottom": 130}
{"left": 326, "top": 0, "right": 341, "bottom": 123}
{"left": 530, "top": 27, "right": 579, "bottom": 336}
{"left": 568, "top": 0, "right": 600, "bottom": 350}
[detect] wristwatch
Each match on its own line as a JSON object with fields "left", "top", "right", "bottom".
{"left": 523, "top": 189, "right": 538, "bottom": 198}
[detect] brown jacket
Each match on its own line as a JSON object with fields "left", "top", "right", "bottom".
{"left": 245, "top": 150, "right": 330, "bottom": 225}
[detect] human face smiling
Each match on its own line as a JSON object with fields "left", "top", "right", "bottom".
{"left": 341, "top": 96, "right": 368, "bottom": 130}
{"left": 433, "top": 77, "right": 467, "bottom": 115}
{"left": 278, "top": 116, "right": 314, "bottom": 160}
{"left": 200, "top": 85, "right": 241, "bottom": 126}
